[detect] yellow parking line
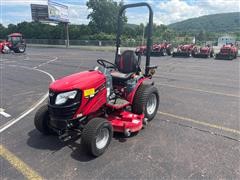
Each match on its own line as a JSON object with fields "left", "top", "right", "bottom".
{"left": 158, "top": 111, "right": 240, "bottom": 136}
{"left": 0, "top": 145, "right": 43, "bottom": 180}
{"left": 158, "top": 83, "right": 240, "bottom": 98}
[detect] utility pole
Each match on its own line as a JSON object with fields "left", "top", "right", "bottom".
{"left": 141, "top": 25, "right": 145, "bottom": 46}
{"left": 65, "top": 22, "right": 69, "bottom": 48}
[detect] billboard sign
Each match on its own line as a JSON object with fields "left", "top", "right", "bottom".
{"left": 48, "top": 0, "right": 69, "bottom": 22}
{"left": 31, "top": 4, "right": 49, "bottom": 22}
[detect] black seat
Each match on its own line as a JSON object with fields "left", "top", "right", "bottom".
{"left": 111, "top": 50, "right": 141, "bottom": 81}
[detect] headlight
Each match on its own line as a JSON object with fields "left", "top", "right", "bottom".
{"left": 55, "top": 90, "right": 77, "bottom": 105}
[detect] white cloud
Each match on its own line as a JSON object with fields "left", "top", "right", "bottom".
{"left": 155, "top": 0, "right": 240, "bottom": 25}
{"left": 67, "top": 4, "right": 90, "bottom": 24}
{"left": 197, "top": 0, "right": 240, "bottom": 14}
{"left": 1, "top": 0, "right": 47, "bottom": 6}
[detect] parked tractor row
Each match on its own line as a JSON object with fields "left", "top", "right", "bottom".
{"left": 0, "top": 33, "right": 26, "bottom": 54}
{"left": 136, "top": 42, "right": 173, "bottom": 56}
{"left": 136, "top": 43, "right": 238, "bottom": 60}
{"left": 172, "top": 44, "right": 214, "bottom": 58}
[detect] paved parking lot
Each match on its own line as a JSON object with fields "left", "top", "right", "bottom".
{"left": 0, "top": 47, "right": 239, "bottom": 179}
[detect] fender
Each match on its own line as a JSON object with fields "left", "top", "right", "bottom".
{"left": 127, "top": 77, "right": 154, "bottom": 103}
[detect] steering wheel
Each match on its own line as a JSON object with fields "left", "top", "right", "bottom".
{"left": 97, "top": 59, "right": 117, "bottom": 70}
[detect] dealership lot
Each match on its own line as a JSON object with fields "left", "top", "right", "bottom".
{"left": 0, "top": 47, "right": 239, "bottom": 179}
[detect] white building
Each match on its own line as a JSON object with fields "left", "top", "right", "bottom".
{"left": 218, "top": 36, "right": 236, "bottom": 46}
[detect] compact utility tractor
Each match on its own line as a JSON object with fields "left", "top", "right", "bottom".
{"left": 135, "top": 45, "right": 147, "bottom": 56}
{"left": 34, "top": 3, "right": 159, "bottom": 157}
{"left": 192, "top": 45, "right": 214, "bottom": 58}
{"left": 151, "top": 42, "right": 173, "bottom": 56}
{"left": 135, "top": 42, "right": 173, "bottom": 56}
{"left": 215, "top": 44, "right": 238, "bottom": 60}
{"left": 172, "top": 44, "right": 196, "bottom": 57}
{"left": 0, "top": 33, "right": 26, "bottom": 53}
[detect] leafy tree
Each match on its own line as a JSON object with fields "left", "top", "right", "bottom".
{"left": 86, "top": 0, "right": 127, "bottom": 34}
{"left": 0, "top": 24, "right": 8, "bottom": 39}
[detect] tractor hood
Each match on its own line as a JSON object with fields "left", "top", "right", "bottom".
{"left": 50, "top": 70, "right": 106, "bottom": 92}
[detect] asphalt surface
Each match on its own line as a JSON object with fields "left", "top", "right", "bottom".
{"left": 0, "top": 47, "right": 239, "bottom": 179}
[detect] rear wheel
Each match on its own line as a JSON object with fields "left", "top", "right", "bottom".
{"left": 82, "top": 118, "right": 113, "bottom": 157}
{"left": 14, "top": 45, "right": 26, "bottom": 53}
{"left": 34, "top": 105, "right": 53, "bottom": 135}
{"left": 132, "top": 84, "right": 159, "bottom": 121}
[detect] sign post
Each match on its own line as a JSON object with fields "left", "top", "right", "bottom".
{"left": 65, "top": 23, "right": 69, "bottom": 48}
{"left": 48, "top": 0, "right": 69, "bottom": 48}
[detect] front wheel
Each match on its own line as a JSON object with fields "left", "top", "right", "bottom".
{"left": 34, "top": 105, "right": 53, "bottom": 135}
{"left": 132, "top": 84, "right": 159, "bottom": 121}
{"left": 82, "top": 118, "right": 113, "bottom": 157}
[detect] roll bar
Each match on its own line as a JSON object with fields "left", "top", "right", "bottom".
{"left": 115, "top": 3, "right": 153, "bottom": 76}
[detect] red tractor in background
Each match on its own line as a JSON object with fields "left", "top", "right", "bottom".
{"left": 151, "top": 42, "right": 173, "bottom": 56}
{"left": 135, "top": 42, "right": 173, "bottom": 56}
{"left": 34, "top": 3, "right": 159, "bottom": 157}
{"left": 215, "top": 44, "right": 238, "bottom": 60}
{"left": 192, "top": 44, "right": 214, "bottom": 58}
{"left": 0, "top": 33, "right": 26, "bottom": 53}
{"left": 135, "top": 45, "right": 147, "bottom": 56}
{"left": 172, "top": 44, "right": 196, "bottom": 57}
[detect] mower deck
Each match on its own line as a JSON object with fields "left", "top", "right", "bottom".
{"left": 108, "top": 111, "right": 144, "bottom": 133}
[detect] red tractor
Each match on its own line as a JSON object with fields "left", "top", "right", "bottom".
{"left": 34, "top": 3, "right": 159, "bottom": 157}
{"left": 135, "top": 45, "right": 146, "bottom": 56}
{"left": 215, "top": 44, "right": 238, "bottom": 60}
{"left": 0, "top": 33, "right": 26, "bottom": 53}
{"left": 135, "top": 42, "right": 173, "bottom": 56}
{"left": 172, "top": 44, "right": 196, "bottom": 57}
{"left": 192, "top": 45, "right": 214, "bottom": 58}
{"left": 151, "top": 42, "right": 173, "bottom": 56}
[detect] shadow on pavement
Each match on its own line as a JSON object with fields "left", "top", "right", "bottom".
{"left": 27, "top": 129, "right": 135, "bottom": 162}
{"left": 27, "top": 129, "right": 96, "bottom": 162}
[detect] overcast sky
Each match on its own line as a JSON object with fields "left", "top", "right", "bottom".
{"left": 0, "top": 0, "right": 239, "bottom": 26}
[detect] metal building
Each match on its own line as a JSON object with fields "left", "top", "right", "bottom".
{"left": 218, "top": 36, "right": 236, "bottom": 46}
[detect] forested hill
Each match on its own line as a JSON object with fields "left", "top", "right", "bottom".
{"left": 168, "top": 12, "right": 240, "bottom": 33}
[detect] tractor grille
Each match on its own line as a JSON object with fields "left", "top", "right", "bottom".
{"left": 48, "top": 90, "right": 82, "bottom": 120}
